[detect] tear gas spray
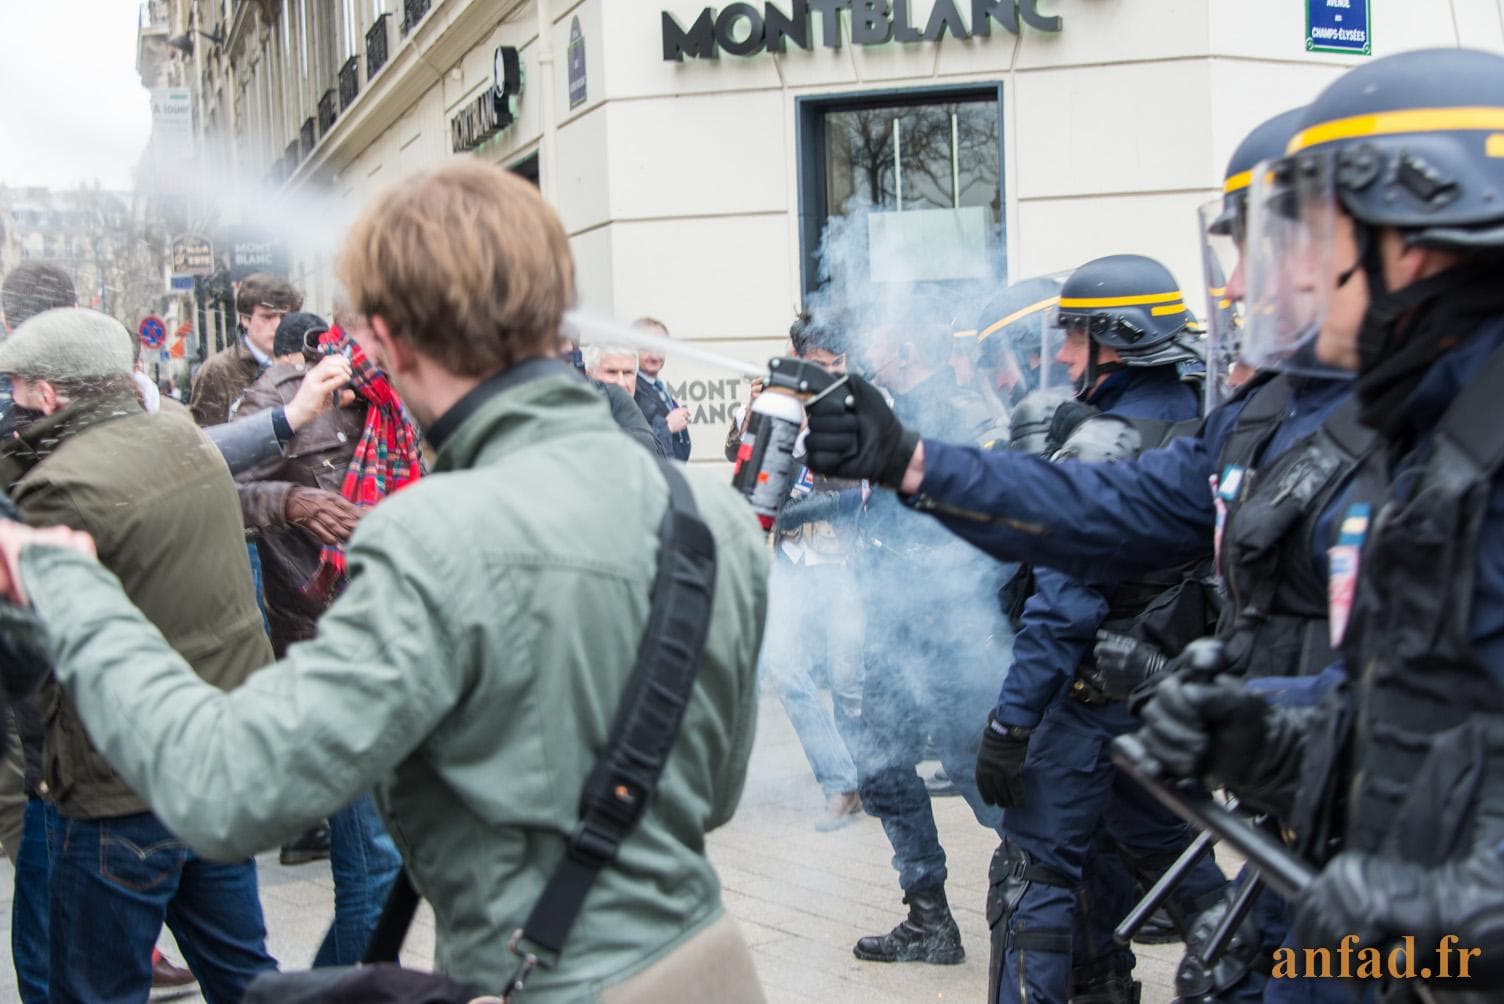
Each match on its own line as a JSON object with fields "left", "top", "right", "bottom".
{"left": 730, "top": 357, "right": 842, "bottom": 532}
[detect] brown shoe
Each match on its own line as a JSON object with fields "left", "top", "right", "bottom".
{"left": 150, "top": 949, "right": 197, "bottom": 1000}
{"left": 815, "top": 790, "right": 862, "bottom": 832}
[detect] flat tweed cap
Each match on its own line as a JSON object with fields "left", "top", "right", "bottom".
{"left": 0, "top": 308, "right": 134, "bottom": 381}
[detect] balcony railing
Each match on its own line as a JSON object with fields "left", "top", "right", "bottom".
{"left": 338, "top": 56, "right": 360, "bottom": 111}
{"left": 401, "top": 0, "right": 430, "bottom": 36}
{"left": 299, "top": 117, "right": 316, "bottom": 157}
{"left": 318, "top": 89, "right": 338, "bottom": 137}
{"left": 366, "top": 14, "right": 389, "bottom": 78}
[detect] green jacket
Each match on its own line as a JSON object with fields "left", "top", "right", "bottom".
{"left": 24, "top": 368, "right": 768, "bottom": 998}
{"left": 6, "top": 392, "right": 271, "bottom": 819}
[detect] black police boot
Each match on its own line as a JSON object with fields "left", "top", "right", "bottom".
{"left": 853, "top": 887, "right": 965, "bottom": 964}
{"left": 1131, "top": 907, "right": 1183, "bottom": 945}
{"left": 1072, "top": 954, "right": 1142, "bottom": 1004}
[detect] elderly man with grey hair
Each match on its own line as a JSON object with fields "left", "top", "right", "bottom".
{"left": 0, "top": 308, "right": 278, "bottom": 1002}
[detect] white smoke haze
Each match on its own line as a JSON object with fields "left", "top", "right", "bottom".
{"left": 742, "top": 200, "right": 1018, "bottom": 838}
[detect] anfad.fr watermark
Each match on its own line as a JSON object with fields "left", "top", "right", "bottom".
{"left": 1272, "top": 935, "right": 1481, "bottom": 980}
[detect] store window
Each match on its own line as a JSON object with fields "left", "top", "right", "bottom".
{"left": 797, "top": 85, "right": 1005, "bottom": 300}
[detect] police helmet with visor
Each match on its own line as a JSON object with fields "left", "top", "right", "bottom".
{"left": 974, "top": 275, "right": 1067, "bottom": 394}
{"left": 1242, "top": 48, "right": 1504, "bottom": 378}
{"left": 1055, "top": 254, "right": 1204, "bottom": 397}
{"left": 1199, "top": 107, "right": 1306, "bottom": 408}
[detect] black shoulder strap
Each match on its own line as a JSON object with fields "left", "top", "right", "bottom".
{"left": 1215, "top": 373, "right": 1294, "bottom": 474}
{"left": 1435, "top": 343, "right": 1504, "bottom": 478}
{"left": 362, "top": 460, "right": 720, "bottom": 985}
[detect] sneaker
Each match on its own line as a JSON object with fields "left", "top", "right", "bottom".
{"left": 150, "top": 948, "right": 197, "bottom": 1001}
{"left": 924, "top": 766, "right": 960, "bottom": 797}
{"left": 815, "top": 790, "right": 862, "bottom": 832}
{"left": 279, "top": 821, "right": 332, "bottom": 866}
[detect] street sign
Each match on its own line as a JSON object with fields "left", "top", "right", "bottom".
{"left": 139, "top": 316, "right": 167, "bottom": 350}
{"left": 1306, "top": 0, "right": 1371, "bottom": 56}
{"left": 568, "top": 16, "right": 588, "bottom": 109}
{"left": 169, "top": 275, "right": 195, "bottom": 292}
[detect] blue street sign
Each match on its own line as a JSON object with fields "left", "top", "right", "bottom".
{"left": 1307, "top": 0, "right": 1371, "bottom": 56}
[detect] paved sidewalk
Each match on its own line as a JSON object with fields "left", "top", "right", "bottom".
{"left": 0, "top": 697, "right": 1203, "bottom": 1002}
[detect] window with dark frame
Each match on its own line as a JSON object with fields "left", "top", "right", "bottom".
{"left": 797, "top": 85, "right": 1006, "bottom": 301}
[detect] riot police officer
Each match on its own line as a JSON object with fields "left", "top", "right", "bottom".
{"left": 959, "top": 253, "right": 1221, "bottom": 1004}
{"left": 1136, "top": 48, "right": 1504, "bottom": 994}
{"left": 799, "top": 108, "right": 1376, "bottom": 1003}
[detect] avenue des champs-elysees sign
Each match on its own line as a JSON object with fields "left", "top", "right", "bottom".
{"left": 663, "top": 0, "right": 1063, "bottom": 61}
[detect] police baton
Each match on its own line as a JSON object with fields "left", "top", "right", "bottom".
{"left": 1109, "top": 733, "right": 1317, "bottom": 900}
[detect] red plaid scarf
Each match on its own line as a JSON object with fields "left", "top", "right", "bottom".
{"left": 303, "top": 326, "right": 424, "bottom": 601}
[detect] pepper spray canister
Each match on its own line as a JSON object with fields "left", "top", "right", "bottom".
{"left": 731, "top": 357, "right": 842, "bottom": 532}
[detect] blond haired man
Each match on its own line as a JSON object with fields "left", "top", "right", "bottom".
{"left": 0, "top": 162, "right": 769, "bottom": 1002}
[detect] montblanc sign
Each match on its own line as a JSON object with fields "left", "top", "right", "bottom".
{"left": 663, "top": 0, "right": 1062, "bottom": 61}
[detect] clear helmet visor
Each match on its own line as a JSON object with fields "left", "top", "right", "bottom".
{"left": 1034, "top": 307, "right": 1069, "bottom": 391}
{"left": 979, "top": 301, "right": 1067, "bottom": 396}
{"left": 1243, "top": 154, "right": 1352, "bottom": 379}
{"left": 1198, "top": 196, "right": 1246, "bottom": 409}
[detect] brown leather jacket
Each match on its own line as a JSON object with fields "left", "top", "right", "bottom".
{"left": 235, "top": 362, "right": 367, "bottom": 655}
{"left": 190, "top": 338, "right": 263, "bottom": 427}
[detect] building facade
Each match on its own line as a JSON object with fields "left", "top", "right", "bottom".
{"left": 147, "top": 0, "right": 1504, "bottom": 453}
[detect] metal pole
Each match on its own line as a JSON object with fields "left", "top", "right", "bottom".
{"left": 1110, "top": 735, "right": 1317, "bottom": 900}
{"left": 535, "top": 0, "right": 559, "bottom": 202}
{"left": 951, "top": 111, "right": 960, "bottom": 208}
{"left": 893, "top": 118, "right": 902, "bottom": 210}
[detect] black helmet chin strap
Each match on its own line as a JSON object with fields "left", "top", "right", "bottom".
{"left": 1078, "top": 339, "right": 1126, "bottom": 400}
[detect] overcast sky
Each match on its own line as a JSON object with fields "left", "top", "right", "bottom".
{"left": 0, "top": 1, "right": 153, "bottom": 191}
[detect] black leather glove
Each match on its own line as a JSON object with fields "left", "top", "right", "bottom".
{"left": 1290, "top": 847, "right": 1504, "bottom": 983}
{"left": 976, "top": 712, "right": 1031, "bottom": 808}
{"left": 1092, "top": 631, "right": 1168, "bottom": 701}
{"left": 803, "top": 374, "right": 920, "bottom": 488}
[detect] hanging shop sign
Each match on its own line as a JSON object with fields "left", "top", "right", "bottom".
{"left": 1306, "top": 0, "right": 1370, "bottom": 56}
{"left": 453, "top": 46, "right": 524, "bottom": 153}
{"left": 662, "top": 0, "right": 1062, "bottom": 61}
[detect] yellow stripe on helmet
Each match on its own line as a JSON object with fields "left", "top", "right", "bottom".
{"left": 1223, "top": 169, "right": 1254, "bottom": 195}
{"left": 1287, "top": 106, "right": 1504, "bottom": 154}
{"left": 953, "top": 328, "right": 978, "bottom": 340}
{"left": 977, "top": 296, "right": 1060, "bottom": 342}
{"left": 1151, "top": 302, "right": 1187, "bottom": 317}
{"left": 1058, "top": 291, "right": 1183, "bottom": 309}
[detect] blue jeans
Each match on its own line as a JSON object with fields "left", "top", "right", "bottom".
{"left": 12, "top": 797, "right": 55, "bottom": 1004}
{"left": 855, "top": 590, "right": 1008, "bottom": 893}
{"left": 47, "top": 811, "right": 277, "bottom": 1004}
{"left": 313, "top": 794, "right": 404, "bottom": 967}
{"left": 760, "top": 561, "right": 863, "bottom": 796}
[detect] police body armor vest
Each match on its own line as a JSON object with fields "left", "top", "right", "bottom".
{"left": 1057, "top": 414, "right": 1206, "bottom": 691}
{"left": 1212, "top": 374, "right": 1377, "bottom": 679}
{"left": 1339, "top": 344, "right": 1504, "bottom": 861}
